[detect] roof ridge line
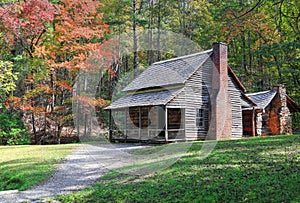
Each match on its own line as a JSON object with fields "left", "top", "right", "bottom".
{"left": 153, "top": 49, "right": 213, "bottom": 65}
{"left": 246, "top": 89, "right": 275, "bottom": 96}
{"left": 261, "top": 92, "right": 277, "bottom": 109}
{"left": 164, "top": 87, "right": 186, "bottom": 106}
{"left": 181, "top": 53, "right": 212, "bottom": 84}
{"left": 126, "top": 84, "right": 184, "bottom": 95}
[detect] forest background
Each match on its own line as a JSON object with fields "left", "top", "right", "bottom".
{"left": 0, "top": 0, "right": 299, "bottom": 145}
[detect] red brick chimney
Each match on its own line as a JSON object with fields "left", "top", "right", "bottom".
{"left": 207, "top": 42, "right": 232, "bottom": 140}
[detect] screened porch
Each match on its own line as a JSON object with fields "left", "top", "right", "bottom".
{"left": 109, "top": 106, "right": 185, "bottom": 142}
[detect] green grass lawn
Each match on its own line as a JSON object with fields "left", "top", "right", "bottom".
{"left": 57, "top": 134, "right": 300, "bottom": 203}
{"left": 0, "top": 144, "right": 80, "bottom": 191}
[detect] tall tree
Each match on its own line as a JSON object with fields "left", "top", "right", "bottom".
{"left": 133, "top": 0, "right": 138, "bottom": 78}
{"left": 39, "top": 0, "right": 110, "bottom": 142}
{"left": 0, "top": 0, "right": 55, "bottom": 143}
{"left": 0, "top": 0, "right": 111, "bottom": 143}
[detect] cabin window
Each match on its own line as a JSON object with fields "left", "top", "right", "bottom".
{"left": 168, "top": 108, "right": 182, "bottom": 129}
{"left": 196, "top": 108, "right": 205, "bottom": 128}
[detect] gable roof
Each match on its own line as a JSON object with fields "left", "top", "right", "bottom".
{"left": 123, "top": 50, "right": 213, "bottom": 92}
{"left": 245, "top": 89, "right": 300, "bottom": 112}
{"left": 246, "top": 90, "right": 277, "bottom": 109}
{"left": 106, "top": 46, "right": 251, "bottom": 110}
{"left": 241, "top": 92, "right": 257, "bottom": 108}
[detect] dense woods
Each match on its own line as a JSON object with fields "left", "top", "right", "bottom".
{"left": 0, "top": 0, "right": 299, "bottom": 144}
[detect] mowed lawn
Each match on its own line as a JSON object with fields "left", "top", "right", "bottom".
{"left": 0, "top": 144, "right": 80, "bottom": 191}
{"left": 57, "top": 134, "right": 300, "bottom": 203}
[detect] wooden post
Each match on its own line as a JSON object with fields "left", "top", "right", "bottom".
{"left": 139, "top": 107, "right": 141, "bottom": 141}
{"left": 84, "top": 114, "right": 87, "bottom": 137}
{"left": 183, "top": 108, "right": 186, "bottom": 140}
{"left": 165, "top": 107, "right": 168, "bottom": 142}
{"left": 125, "top": 108, "right": 127, "bottom": 141}
{"left": 109, "top": 110, "right": 112, "bottom": 142}
{"left": 148, "top": 107, "right": 150, "bottom": 138}
{"left": 252, "top": 108, "right": 256, "bottom": 136}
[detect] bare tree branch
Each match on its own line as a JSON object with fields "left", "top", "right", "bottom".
{"left": 237, "top": 0, "right": 264, "bottom": 19}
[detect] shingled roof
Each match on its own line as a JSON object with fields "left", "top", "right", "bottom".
{"left": 106, "top": 47, "right": 250, "bottom": 110}
{"left": 123, "top": 50, "right": 213, "bottom": 92}
{"left": 246, "top": 90, "right": 277, "bottom": 109}
{"left": 106, "top": 50, "right": 213, "bottom": 110}
{"left": 106, "top": 88, "right": 183, "bottom": 109}
{"left": 241, "top": 92, "right": 257, "bottom": 108}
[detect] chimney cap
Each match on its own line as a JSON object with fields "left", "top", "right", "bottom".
{"left": 272, "top": 84, "right": 286, "bottom": 92}
{"left": 272, "top": 84, "right": 285, "bottom": 89}
{"left": 213, "top": 42, "right": 228, "bottom": 46}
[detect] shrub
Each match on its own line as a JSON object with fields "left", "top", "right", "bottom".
{"left": 0, "top": 107, "right": 30, "bottom": 145}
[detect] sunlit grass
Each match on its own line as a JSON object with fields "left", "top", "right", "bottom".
{"left": 57, "top": 134, "right": 300, "bottom": 203}
{"left": 0, "top": 144, "right": 80, "bottom": 191}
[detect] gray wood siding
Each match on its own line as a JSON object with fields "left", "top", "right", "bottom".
{"left": 167, "top": 60, "right": 212, "bottom": 140}
{"left": 228, "top": 75, "right": 243, "bottom": 138}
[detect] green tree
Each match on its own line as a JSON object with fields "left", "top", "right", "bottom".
{"left": 0, "top": 60, "right": 17, "bottom": 101}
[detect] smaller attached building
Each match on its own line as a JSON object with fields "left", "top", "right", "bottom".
{"left": 242, "top": 85, "right": 300, "bottom": 136}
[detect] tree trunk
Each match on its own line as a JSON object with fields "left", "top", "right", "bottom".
{"left": 43, "top": 111, "right": 46, "bottom": 145}
{"left": 133, "top": 0, "right": 138, "bottom": 78}
{"left": 248, "top": 32, "right": 252, "bottom": 73}
{"left": 241, "top": 32, "right": 247, "bottom": 73}
{"left": 57, "top": 124, "right": 61, "bottom": 144}
{"left": 32, "top": 112, "right": 38, "bottom": 144}
{"left": 147, "top": 0, "right": 154, "bottom": 65}
{"left": 157, "top": 0, "right": 161, "bottom": 61}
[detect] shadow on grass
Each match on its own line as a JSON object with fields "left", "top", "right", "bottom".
{"left": 57, "top": 134, "right": 300, "bottom": 203}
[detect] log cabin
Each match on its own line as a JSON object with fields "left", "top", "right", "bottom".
{"left": 105, "top": 42, "right": 299, "bottom": 142}
{"left": 243, "top": 85, "right": 299, "bottom": 136}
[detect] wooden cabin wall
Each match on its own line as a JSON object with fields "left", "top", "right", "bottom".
{"left": 167, "top": 60, "right": 212, "bottom": 140}
{"left": 228, "top": 75, "right": 243, "bottom": 138}
{"left": 256, "top": 94, "right": 285, "bottom": 136}
{"left": 259, "top": 105, "right": 275, "bottom": 135}
{"left": 260, "top": 94, "right": 286, "bottom": 136}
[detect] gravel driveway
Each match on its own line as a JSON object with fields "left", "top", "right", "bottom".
{"left": 0, "top": 143, "right": 148, "bottom": 203}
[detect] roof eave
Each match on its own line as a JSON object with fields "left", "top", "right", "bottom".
{"left": 125, "top": 83, "right": 184, "bottom": 95}
{"left": 241, "top": 92, "right": 257, "bottom": 106}
{"left": 104, "top": 87, "right": 185, "bottom": 110}
{"left": 287, "top": 95, "right": 300, "bottom": 112}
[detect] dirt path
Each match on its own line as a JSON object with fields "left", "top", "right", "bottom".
{"left": 0, "top": 143, "right": 147, "bottom": 203}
